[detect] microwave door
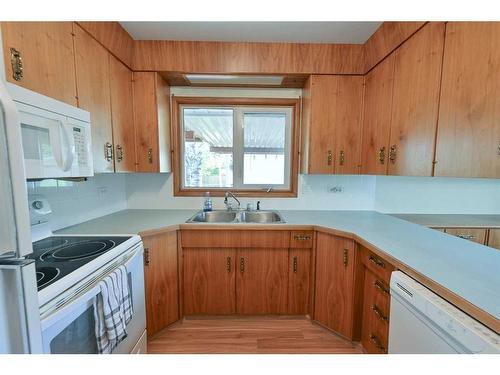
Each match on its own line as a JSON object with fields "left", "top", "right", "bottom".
{"left": 0, "top": 80, "right": 43, "bottom": 353}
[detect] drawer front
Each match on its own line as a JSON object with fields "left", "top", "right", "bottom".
{"left": 289, "top": 231, "right": 314, "bottom": 248}
{"left": 361, "top": 247, "right": 394, "bottom": 282}
{"left": 444, "top": 228, "right": 487, "bottom": 245}
{"left": 181, "top": 230, "right": 290, "bottom": 248}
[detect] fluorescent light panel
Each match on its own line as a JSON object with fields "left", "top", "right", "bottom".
{"left": 185, "top": 74, "right": 284, "bottom": 85}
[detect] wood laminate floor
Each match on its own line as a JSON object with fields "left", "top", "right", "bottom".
{"left": 147, "top": 316, "right": 363, "bottom": 354}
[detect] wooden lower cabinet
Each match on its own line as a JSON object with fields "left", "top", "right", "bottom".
{"left": 314, "top": 232, "right": 356, "bottom": 339}
{"left": 488, "top": 229, "right": 500, "bottom": 250}
{"left": 183, "top": 248, "right": 236, "bottom": 315}
{"left": 444, "top": 228, "right": 487, "bottom": 245}
{"left": 142, "top": 231, "right": 180, "bottom": 337}
{"left": 236, "top": 248, "right": 289, "bottom": 314}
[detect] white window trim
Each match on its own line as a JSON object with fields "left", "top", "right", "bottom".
{"left": 180, "top": 104, "right": 293, "bottom": 191}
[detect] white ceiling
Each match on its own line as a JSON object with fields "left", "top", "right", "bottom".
{"left": 120, "top": 22, "right": 382, "bottom": 44}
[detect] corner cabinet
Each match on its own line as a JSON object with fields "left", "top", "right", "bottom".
{"left": 1, "top": 22, "right": 78, "bottom": 105}
{"left": 133, "top": 72, "right": 172, "bottom": 173}
{"left": 314, "top": 232, "right": 357, "bottom": 339}
{"left": 301, "top": 75, "right": 364, "bottom": 174}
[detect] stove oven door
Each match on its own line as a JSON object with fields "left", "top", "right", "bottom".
{"left": 40, "top": 245, "right": 146, "bottom": 354}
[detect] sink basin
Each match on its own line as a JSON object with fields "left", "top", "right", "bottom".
{"left": 186, "top": 210, "right": 285, "bottom": 223}
{"left": 188, "top": 211, "right": 238, "bottom": 223}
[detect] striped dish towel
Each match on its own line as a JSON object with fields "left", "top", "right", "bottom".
{"left": 93, "top": 265, "right": 134, "bottom": 354}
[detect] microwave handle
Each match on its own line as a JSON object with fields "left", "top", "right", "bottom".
{"left": 57, "top": 119, "right": 74, "bottom": 172}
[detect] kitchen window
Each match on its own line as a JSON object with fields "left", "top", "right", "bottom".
{"left": 172, "top": 97, "right": 300, "bottom": 197}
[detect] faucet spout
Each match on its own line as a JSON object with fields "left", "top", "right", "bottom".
{"left": 224, "top": 191, "right": 241, "bottom": 210}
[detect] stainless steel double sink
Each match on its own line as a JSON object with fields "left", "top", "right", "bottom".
{"left": 186, "top": 210, "right": 285, "bottom": 223}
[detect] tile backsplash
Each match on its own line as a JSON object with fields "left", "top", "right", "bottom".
{"left": 27, "top": 174, "right": 127, "bottom": 231}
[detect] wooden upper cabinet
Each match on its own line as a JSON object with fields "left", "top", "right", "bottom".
{"left": 236, "top": 248, "right": 289, "bottom": 314}
{"left": 360, "top": 53, "right": 395, "bottom": 175}
{"left": 133, "top": 72, "right": 171, "bottom": 173}
{"left": 1, "top": 22, "right": 77, "bottom": 105}
{"left": 109, "top": 54, "right": 136, "bottom": 172}
{"left": 388, "top": 22, "right": 445, "bottom": 176}
{"left": 143, "top": 231, "right": 179, "bottom": 337}
{"left": 314, "top": 232, "right": 356, "bottom": 339}
{"left": 73, "top": 24, "right": 114, "bottom": 173}
{"left": 301, "top": 75, "right": 336, "bottom": 174}
{"left": 183, "top": 248, "right": 236, "bottom": 315}
{"left": 335, "top": 76, "right": 364, "bottom": 174}
{"left": 435, "top": 22, "right": 500, "bottom": 178}
{"left": 301, "top": 75, "right": 363, "bottom": 174}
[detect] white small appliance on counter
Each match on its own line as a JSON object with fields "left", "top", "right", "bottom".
{"left": 7, "top": 82, "right": 93, "bottom": 179}
{"left": 389, "top": 271, "right": 500, "bottom": 354}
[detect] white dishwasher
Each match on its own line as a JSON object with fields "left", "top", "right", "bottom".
{"left": 388, "top": 271, "right": 500, "bottom": 354}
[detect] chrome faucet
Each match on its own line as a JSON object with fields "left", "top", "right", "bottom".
{"left": 224, "top": 191, "right": 240, "bottom": 211}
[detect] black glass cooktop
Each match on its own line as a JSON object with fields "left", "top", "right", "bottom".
{"left": 27, "top": 236, "right": 131, "bottom": 291}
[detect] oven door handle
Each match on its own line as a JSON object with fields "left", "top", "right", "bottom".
{"left": 40, "top": 245, "right": 143, "bottom": 330}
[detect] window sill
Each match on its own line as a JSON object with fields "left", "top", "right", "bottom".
{"left": 174, "top": 188, "right": 298, "bottom": 198}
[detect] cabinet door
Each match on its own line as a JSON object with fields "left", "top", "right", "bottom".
{"left": 302, "top": 75, "right": 336, "bottom": 174}
{"left": 388, "top": 22, "right": 445, "bottom": 176}
{"left": 143, "top": 231, "right": 179, "bottom": 337}
{"left": 488, "top": 229, "right": 500, "bottom": 250}
{"left": 314, "top": 233, "right": 356, "bottom": 339}
{"left": 73, "top": 24, "right": 114, "bottom": 173}
{"left": 435, "top": 22, "right": 500, "bottom": 178}
{"left": 444, "top": 228, "right": 487, "bottom": 245}
{"left": 335, "top": 76, "right": 364, "bottom": 174}
{"left": 288, "top": 249, "right": 311, "bottom": 315}
{"left": 1, "top": 22, "right": 77, "bottom": 105}
{"left": 360, "top": 53, "right": 395, "bottom": 175}
{"left": 236, "top": 248, "right": 288, "bottom": 314}
{"left": 183, "top": 248, "right": 236, "bottom": 315}
{"left": 109, "top": 54, "right": 136, "bottom": 172}
{"left": 133, "top": 72, "right": 171, "bottom": 173}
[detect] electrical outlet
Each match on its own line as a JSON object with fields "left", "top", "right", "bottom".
{"left": 328, "top": 185, "right": 343, "bottom": 193}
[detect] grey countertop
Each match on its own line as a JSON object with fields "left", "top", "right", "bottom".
{"left": 57, "top": 209, "right": 500, "bottom": 327}
{"left": 390, "top": 214, "right": 500, "bottom": 228}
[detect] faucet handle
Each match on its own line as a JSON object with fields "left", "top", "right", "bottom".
{"left": 256, "top": 201, "right": 261, "bottom": 210}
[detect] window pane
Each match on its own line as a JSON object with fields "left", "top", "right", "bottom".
{"left": 183, "top": 108, "right": 233, "bottom": 188}
{"left": 243, "top": 112, "right": 286, "bottom": 185}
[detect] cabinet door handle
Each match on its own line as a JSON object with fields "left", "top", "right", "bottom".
{"left": 389, "top": 144, "right": 397, "bottom": 164}
{"left": 343, "top": 249, "right": 348, "bottom": 268}
{"left": 143, "top": 248, "right": 150, "bottom": 266}
{"left": 369, "top": 334, "right": 386, "bottom": 352}
{"left": 372, "top": 304, "right": 389, "bottom": 322}
{"left": 374, "top": 280, "right": 390, "bottom": 295}
{"left": 104, "top": 142, "right": 113, "bottom": 162}
{"left": 379, "top": 147, "right": 386, "bottom": 164}
{"left": 147, "top": 148, "right": 153, "bottom": 164}
{"left": 339, "top": 150, "right": 345, "bottom": 166}
{"left": 240, "top": 257, "right": 245, "bottom": 273}
{"left": 327, "top": 150, "right": 333, "bottom": 166}
{"left": 10, "top": 48, "right": 23, "bottom": 81}
{"left": 456, "top": 234, "right": 476, "bottom": 240}
{"left": 293, "top": 256, "right": 298, "bottom": 273}
{"left": 226, "top": 257, "right": 231, "bottom": 273}
{"left": 116, "top": 145, "right": 123, "bottom": 162}
{"left": 368, "top": 255, "right": 385, "bottom": 269}
{"left": 293, "top": 234, "right": 312, "bottom": 241}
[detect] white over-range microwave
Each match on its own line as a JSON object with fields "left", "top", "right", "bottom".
{"left": 7, "top": 83, "right": 94, "bottom": 179}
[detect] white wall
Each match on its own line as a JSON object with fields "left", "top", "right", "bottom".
{"left": 125, "top": 173, "right": 376, "bottom": 211}
{"left": 27, "top": 174, "right": 127, "bottom": 231}
{"left": 374, "top": 176, "right": 500, "bottom": 214}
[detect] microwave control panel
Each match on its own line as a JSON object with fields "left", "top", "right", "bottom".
{"left": 72, "top": 126, "right": 88, "bottom": 167}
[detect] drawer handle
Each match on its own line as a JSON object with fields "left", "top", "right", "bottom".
{"left": 226, "top": 256, "right": 231, "bottom": 273}
{"left": 374, "top": 280, "right": 390, "bottom": 295}
{"left": 293, "top": 256, "right": 298, "bottom": 273}
{"left": 372, "top": 304, "right": 389, "bottom": 322}
{"left": 369, "top": 334, "right": 386, "bottom": 352}
{"left": 368, "top": 255, "right": 386, "bottom": 268}
{"left": 294, "top": 235, "right": 312, "bottom": 241}
{"left": 240, "top": 257, "right": 245, "bottom": 273}
{"left": 456, "top": 234, "right": 476, "bottom": 240}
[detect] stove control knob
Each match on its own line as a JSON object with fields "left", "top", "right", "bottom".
{"left": 32, "top": 200, "right": 44, "bottom": 210}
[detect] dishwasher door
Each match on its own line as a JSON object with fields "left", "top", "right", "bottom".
{"left": 388, "top": 271, "right": 500, "bottom": 354}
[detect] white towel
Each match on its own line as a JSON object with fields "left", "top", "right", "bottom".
{"left": 93, "top": 265, "right": 134, "bottom": 354}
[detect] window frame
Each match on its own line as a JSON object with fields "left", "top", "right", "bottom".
{"left": 172, "top": 96, "right": 300, "bottom": 197}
